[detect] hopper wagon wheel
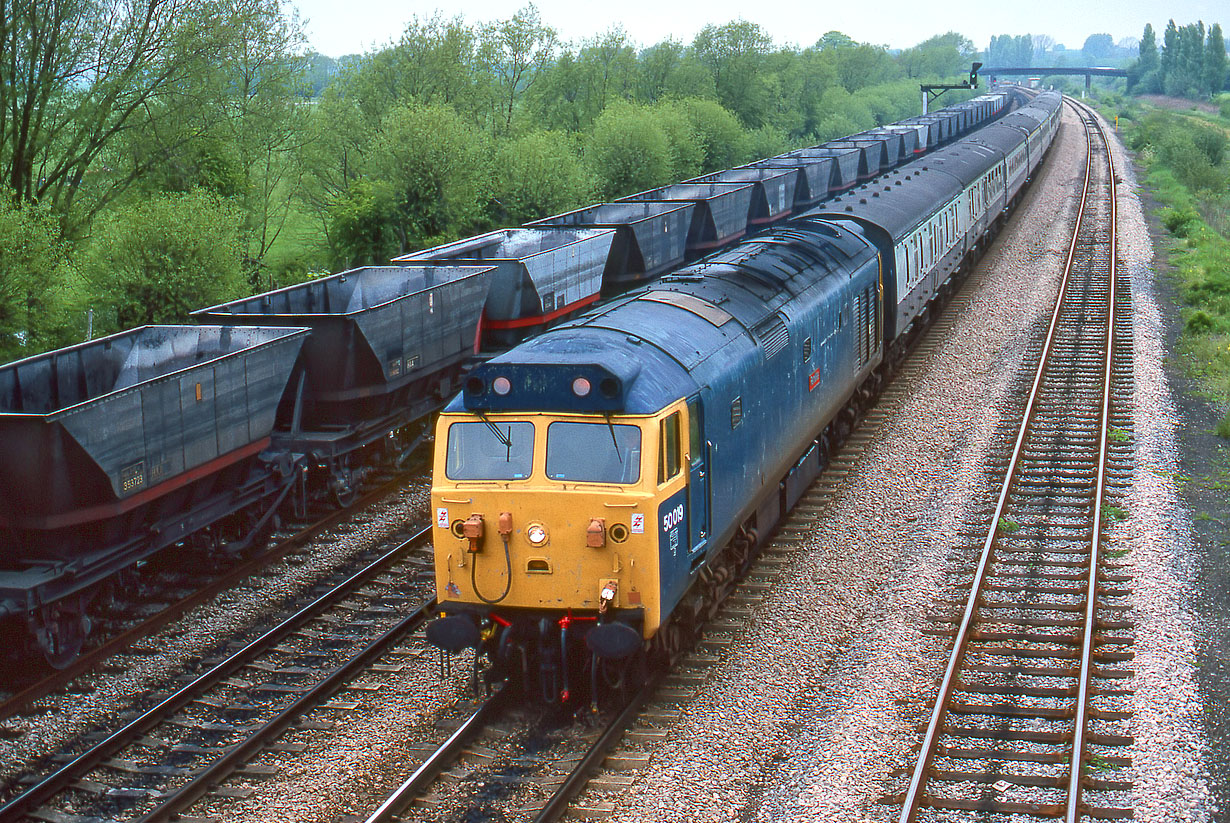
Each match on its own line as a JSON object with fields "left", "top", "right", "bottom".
{"left": 328, "top": 457, "right": 360, "bottom": 508}
{"left": 31, "top": 599, "right": 92, "bottom": 670}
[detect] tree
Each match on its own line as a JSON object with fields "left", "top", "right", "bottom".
{"left": 1130, "top": 24, "right": 1161, "bottom": 93}
{"left": 1031, "top": 34, "right": 1056, "bottom": 62}
{"left": 636, "top": 40, "right": 715, "bottom": 103}
{"left": 679, "top": 98, "right": 750, "bottom": 171}
{"left": 690, "top": 21, "right": 775, "bottom": 127}
{"left": 476, "top": 5, "right": 557, "bottom": 130}
{"left": 1082, "top": 33, "right": 1115, "bottom": 61}
{"left": 209, "top": 0, "right": 311, "bottom": 285}
{"left": 348, "top": 15, "right": 486, "bottom": 126}
{"left": 585, "top": 103, "right": 673, "bottom": 198}
{"left": 1205, "top": 23, "right": 1226, "bottom": 95}
{"left": 365, "top": 104, "right": 492, "bottom": 257}
{"left": 491, "top": 132, "right": 592, "bottom": 224}
{"left": 0, "top": 0, "right": 246, "bottom": 231}
{"left": 1161, "top": 20, "right": 1180, "bottom": 83}
{"left": 898, "top": 32, "right": 976, "bottom": 78}
{"left": 84, "top": 190, "right": 245, "bottom": 331}
{"left": 0, "top": 201, "right": 71, "bottom": 360}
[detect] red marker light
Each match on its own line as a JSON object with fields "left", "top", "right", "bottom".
{"left": 572, "top": 377, "right": 591, "bottom": 397}
{"left": 492, "top": 376, "right": 511, "bottom": 395}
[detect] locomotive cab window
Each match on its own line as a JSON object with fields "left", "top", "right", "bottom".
{"left": 446, "top": 420, "right": 534, "bottom": 481}
{"left": 659, "top": 412, "right": 682, "bottom": 483}
{"left": 546, "top": 421, "right": 641, "bottom": 484}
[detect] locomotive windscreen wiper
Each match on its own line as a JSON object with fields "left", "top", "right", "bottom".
{"left": 604, "top": 413, "right": 624, "bottom": 464}
{"left": 478, "top": 411, "right": 513, "bottom": 461}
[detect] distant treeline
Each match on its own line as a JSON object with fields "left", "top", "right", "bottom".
{"left": 1128, "top": 20, "right": 1227, "bottom": 98}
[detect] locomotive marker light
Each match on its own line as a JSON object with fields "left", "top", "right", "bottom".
{"left": 492, "top": 376, "right": 512, "bottom": 395}
{"left": 527, "top": 523, "right": 548, "bottom": 546}
{"left": 572, "top": 376, "right": 592, "bottom": 397}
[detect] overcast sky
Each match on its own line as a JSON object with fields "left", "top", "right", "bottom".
{"left": 290, "top": 0, "right": 1226, "bottom": 58}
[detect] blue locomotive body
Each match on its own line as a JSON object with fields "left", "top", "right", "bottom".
{"left": 427, "top": 91, "right": 1063, "bottom": 699}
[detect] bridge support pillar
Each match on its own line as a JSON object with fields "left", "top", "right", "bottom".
{"left": 1085, "top": 73, "right": 1091, "bottom": 98}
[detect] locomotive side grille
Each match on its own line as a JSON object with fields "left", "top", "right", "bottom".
{"left": 855, "top": 290, "right": 870, "bottom": 366}
{"left": 753, "top": 313, "right": 790, "bottom": 359}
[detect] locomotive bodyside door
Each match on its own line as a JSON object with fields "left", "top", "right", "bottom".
{"left": 686, "top": 394, "right": 709, "bottom": 560}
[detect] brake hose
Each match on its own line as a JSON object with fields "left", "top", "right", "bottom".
{"left": 472, "top": 537, "right": 512, "bottom": 604}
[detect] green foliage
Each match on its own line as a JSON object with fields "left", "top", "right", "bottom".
{"left": 585, "top": 102, "right": 675, "bottom": 198}
{"left": 1163, "top": 206, "right": 1203, "bottom": 236}
{"left": 677, "top": 98, "right": 750, "bottom": 172}
{"left": 986, "top": 34, "right": 1033, "bottom": 69}
{"left": 492, "top": 131, "right": 593, "bottom": 225}
{"left": 0, "top": 201, "right": 73, "bottom": 361}
{"left": 1187, "top": 310, "right": 1216, "bottom": 333}
{"left": 1145, "top": 18, "right": 1225, "bottom": 99}
{"left": 897, "top": 32, "right": 975, "bottom": 79}
{"left": 1130, "top": 113, "right": 1226, "bottom": 191}
{"left": 652, "top": 101, "right": 705, "bottom": 181}
{"left": 370, "top": 103, "right": 492, "bottom": 252}
{"left": 1128, "top": 104, "right": 1230, "bottom": 424}
{"left": 83, "top": 190, "right": 245, "bottom": 332}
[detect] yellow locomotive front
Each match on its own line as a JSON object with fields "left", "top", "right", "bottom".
{"left": 425, "top": 360, "right": 693, "bottom": 700}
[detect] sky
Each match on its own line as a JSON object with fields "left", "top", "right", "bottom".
{"left": 289, "top": 0, "right": 1226, "bottom": 58}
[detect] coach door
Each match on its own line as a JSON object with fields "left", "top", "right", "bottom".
{"left": 686, "top": 395, "right": 709, "bottom": 561}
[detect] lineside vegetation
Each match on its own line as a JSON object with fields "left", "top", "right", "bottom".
{"left": 0, "top": 0, "right": 980, "bottom": 362}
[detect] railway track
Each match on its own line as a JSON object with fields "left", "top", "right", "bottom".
{"left": 0, "top": 467, "right": 427, "bottom": 725}
{"left": 0, "top": 527, "right": 434, "bottom": 823}
{"left": 354, "top": 672, "right": 665, "bottom": 823}
{"left": 896, "top": 99, "right": 1135, "bottom": 821}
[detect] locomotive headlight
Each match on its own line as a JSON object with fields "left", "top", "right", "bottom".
{"left": 571, "top": 377, "right": 591, "bottom": 397}
{"left": 492, "top": 376, "right": 512, "bottom": 395}
{"left": 527, "top": 524, "right": 548, "bottom": 546}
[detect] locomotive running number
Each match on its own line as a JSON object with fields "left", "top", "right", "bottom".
{"left": 662, "top": 504, "right": 685, "bottom": 532}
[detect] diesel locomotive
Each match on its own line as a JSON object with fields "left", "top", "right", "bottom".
{"left": 425, "top": 91, "right": 1063, "bottom": 702}
{"left": 1, "top": 91, "right": 1013, "bottom": 666}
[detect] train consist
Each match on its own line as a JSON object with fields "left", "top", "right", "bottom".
{"left": 425, "top": 91, "right": 1062, "bottom": 702}
{"left": 0, "top": 91, "right": 1015, "bottom": 666}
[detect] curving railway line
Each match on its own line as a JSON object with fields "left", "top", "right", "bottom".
{"left": 897, "top": 98, "right": 1135, "bottom": 821}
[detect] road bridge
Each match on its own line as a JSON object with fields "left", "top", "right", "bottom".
{"left": 984, "top": 66, "right": 1128, "bottom": 96}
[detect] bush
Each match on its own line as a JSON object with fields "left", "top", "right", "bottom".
{"left": 652, "top": 102, "right": 704, "bottom": 181}
{"left": 1217, "top": 408, "right": 1230, "bottom": 439}
{"left": 678, "top": 98, "right": 750, "bottom": 172}
{"left": 492, "top": 131, "right": 593, "bottom": 225}
{"left": 1163, "top": 206, "right": 1202, "bottom": 236}
{"left": 369, "top": 103, "right": 493, "bottom": 253}
{"left": 585, "top": 102, "right": 674, "bottom": 198}
{"left": 84, "top": 189, "right": 245, "bottom": 332}
{"left": 1187, "top": 310, "right": 1216, "bottom": 333}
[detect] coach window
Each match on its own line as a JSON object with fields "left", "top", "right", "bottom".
{"left": 659, "top": 411, "right": 682, "bottom": 484}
